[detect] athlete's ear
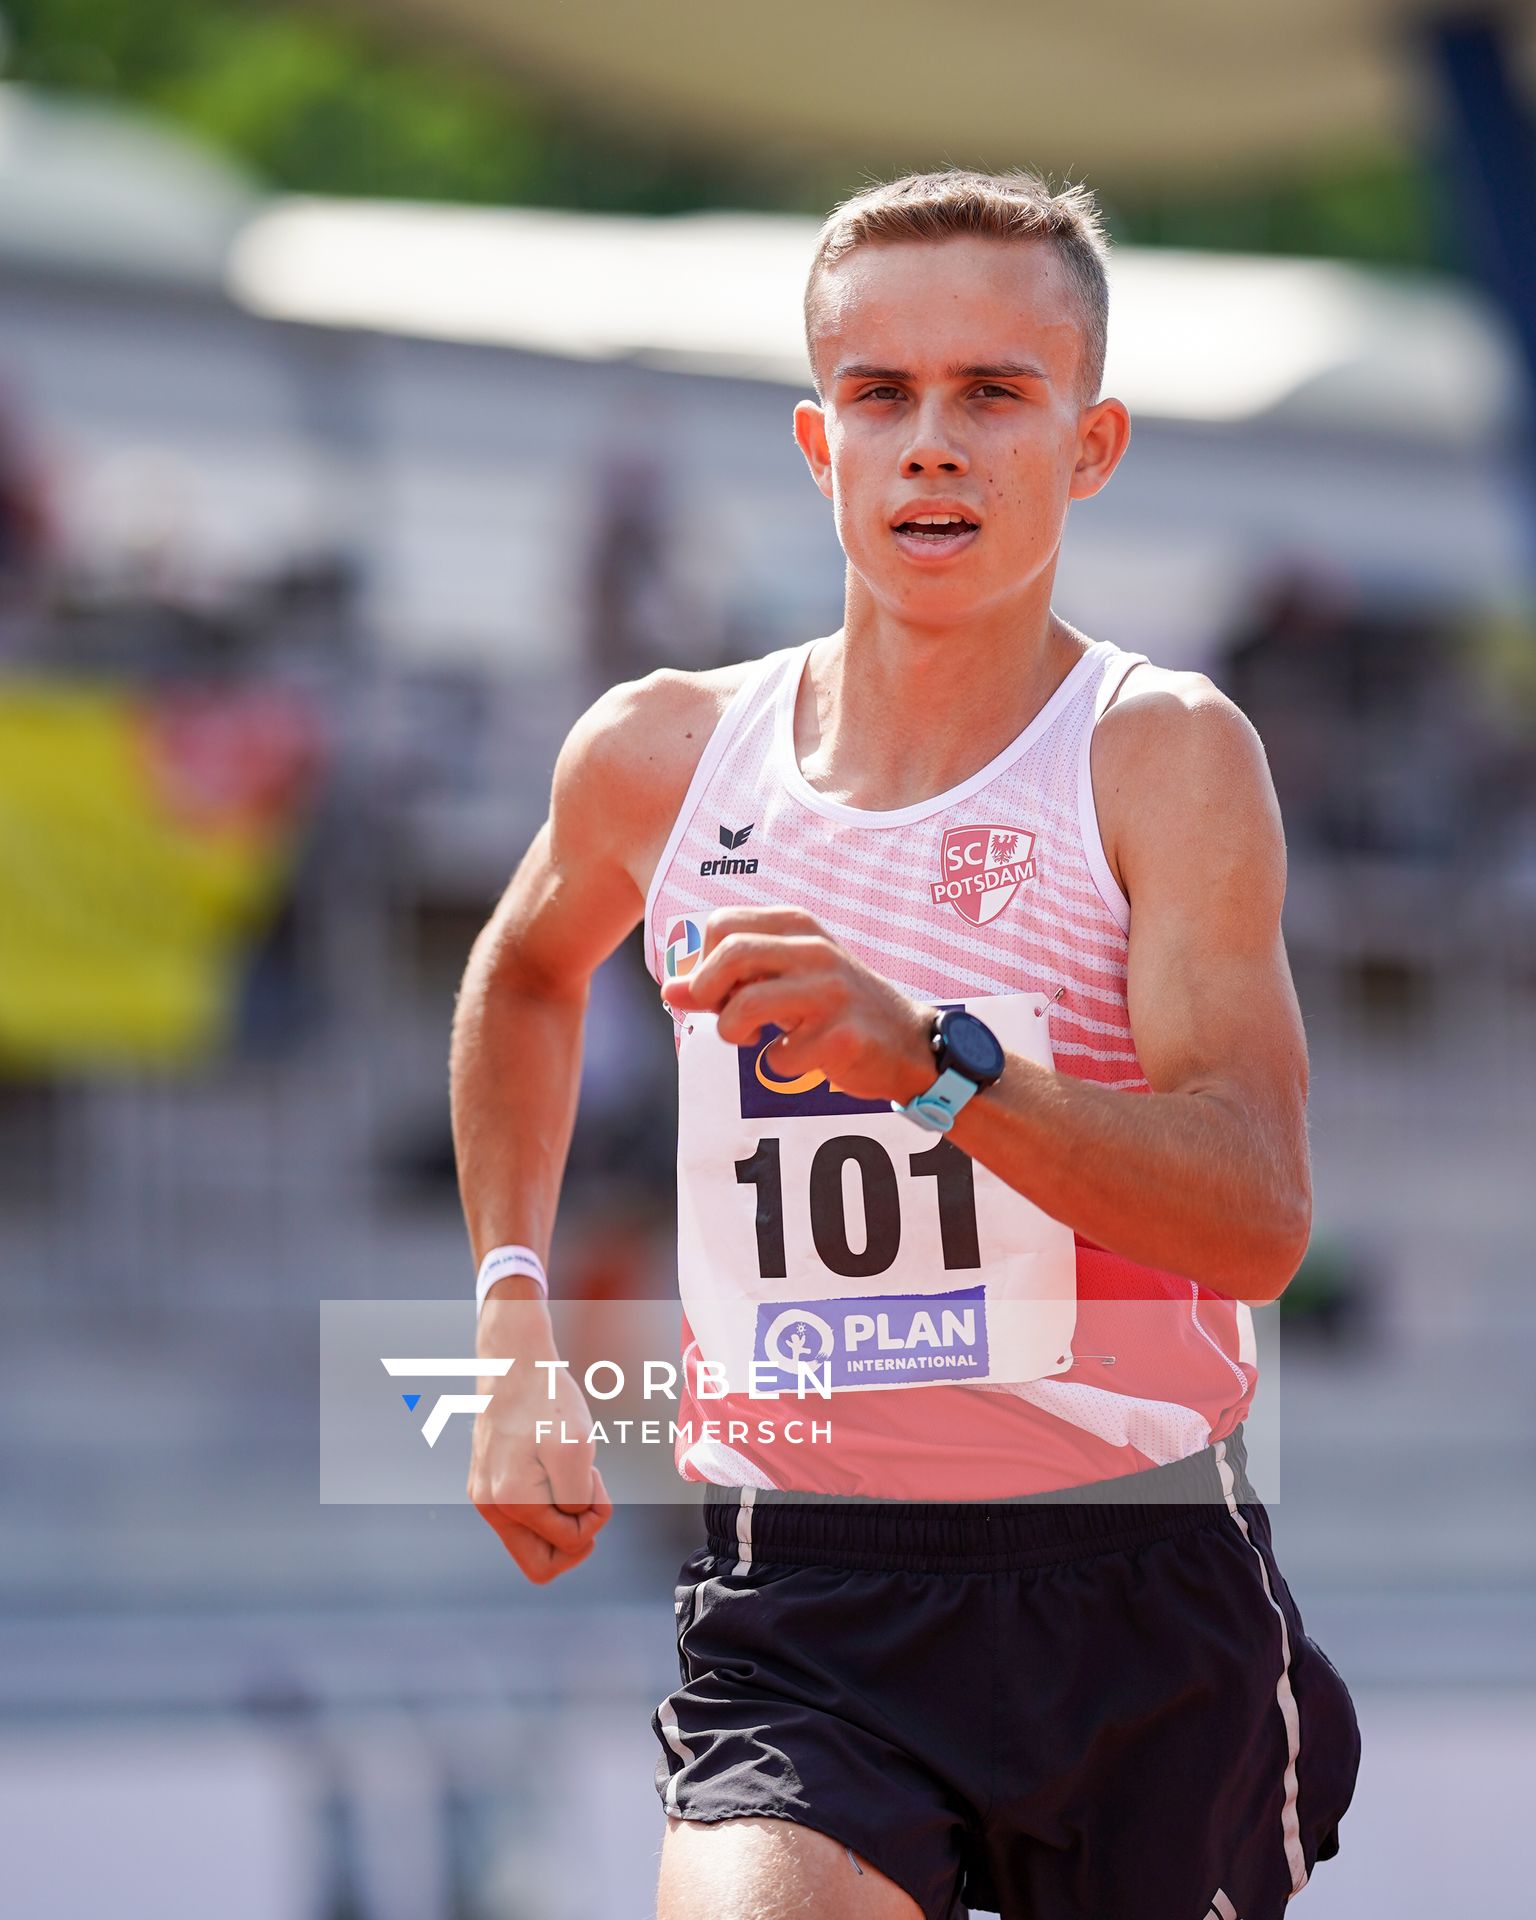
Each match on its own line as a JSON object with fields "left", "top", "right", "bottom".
{"left": 793, "top": 398, "right": 834, "bottom": 502}
{"left": 1068, "top": 396, "right": 1132, "bottom": 503}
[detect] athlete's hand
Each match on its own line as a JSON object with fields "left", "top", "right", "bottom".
{"left": 468, "top": 1313, "right": 612, "bottom": 1584}
{"left": 660, "top": 906, "right": 936, "bottom": 1104}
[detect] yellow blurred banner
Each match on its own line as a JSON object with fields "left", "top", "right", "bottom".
{"left": 0, "top": 682, "right": 323, "bottom": 1071}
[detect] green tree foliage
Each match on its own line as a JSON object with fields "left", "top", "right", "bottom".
{"left": 1, "top": 0, "right": 818, "bottom": 210}
{"left": 1105, "top": 147, "right": 1446, "bottom": 271}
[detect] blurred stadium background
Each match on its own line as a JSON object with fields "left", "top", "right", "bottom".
{"left": 1, "top": 1, "right": 1534, "bottom": 1914}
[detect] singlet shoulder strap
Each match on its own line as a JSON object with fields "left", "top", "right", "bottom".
{"left": 1076, "top": 643, "right": 1151, "bottom": 936}
{"left": 1092, "top": 641, "right": 1151, "bottom": 721}
{"left": 642, "top": 644, "right": 797, "bottom": 976}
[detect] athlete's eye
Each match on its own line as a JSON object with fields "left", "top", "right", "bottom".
{"left": 973, "top": 385, "right": 1017, "bottom": 400}
{"left": 859, "top": 385, "right": 904, "bottom": 402}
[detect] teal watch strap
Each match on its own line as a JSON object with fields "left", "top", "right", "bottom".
{"left": 890, "top": 1065, "right": 980, "bottom": 1134}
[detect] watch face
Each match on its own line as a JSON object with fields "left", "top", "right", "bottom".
{"left": 939, "top": 1010, "right": 1005, "bottom": 1086}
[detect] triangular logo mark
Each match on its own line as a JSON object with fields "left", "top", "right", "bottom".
{"left": 401, "top": 1393, "right": 421, "bottom": 1411}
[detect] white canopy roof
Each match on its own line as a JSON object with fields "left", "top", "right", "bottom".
{"left": 0, "top": 85, "right": 257, "bottom": 289}
{"left": 228, "top": 197, "right": 1527, "bottom": 443}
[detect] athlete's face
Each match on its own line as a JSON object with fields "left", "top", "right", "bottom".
{"left": 794, "top": 237, "right": 1130, "bottom": 624}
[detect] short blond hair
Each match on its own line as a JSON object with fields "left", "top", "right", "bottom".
{"left": 804, "top": 167, "right": 1111, "bottom": 406}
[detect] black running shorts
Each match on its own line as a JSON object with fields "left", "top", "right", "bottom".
{"left": 651, "top": 1428, "right": 1360, "bottom": 1920}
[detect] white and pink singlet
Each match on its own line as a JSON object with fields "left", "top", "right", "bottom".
{"left": 644, "top": 633, "right": 1258, "bottom": 1498}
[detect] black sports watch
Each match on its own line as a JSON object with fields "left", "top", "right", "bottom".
{"left": 891, "top": 1007, "right": 1006, "bottom": 1133}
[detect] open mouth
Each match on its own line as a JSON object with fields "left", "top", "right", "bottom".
{"left": 892, "top": 513, "right": 979, "bottom": 541}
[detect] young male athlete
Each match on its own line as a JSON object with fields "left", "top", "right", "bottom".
{"left": 453, "top": 170, "right": 1361, "bottom": 1920}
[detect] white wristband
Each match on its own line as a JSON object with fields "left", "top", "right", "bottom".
{"left": 475, "top": 1244, "right": 549, "bottom": 1316}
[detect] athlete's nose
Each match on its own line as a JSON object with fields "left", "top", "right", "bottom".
{"left": 900, "top": 404, "right": 968, "bottom": 476}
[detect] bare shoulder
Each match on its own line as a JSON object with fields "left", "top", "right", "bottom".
{"left": 1090, "top": 662, "right": 1283, "bottom": 899}
{"left": 554, "top": 658, "right": 760, "bottom": 897}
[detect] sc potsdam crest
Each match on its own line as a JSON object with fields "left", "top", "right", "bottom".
{"left": 930, "top": 824, "right": 1038, "bottom": 926}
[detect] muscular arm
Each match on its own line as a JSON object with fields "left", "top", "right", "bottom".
{"left": 453, "top": 664, "right": 733, "bottom": 1280}
{"left": 451, "top": 672, "right": 695, "bottom": 1578}
{"left": 664, "top": 675, "right": 1311, "bottom": 1305}
{"left": 945, "top": 678, "right": 1311, "bottom": 1301}
{"left": 452, "top": 726, "right": 644, "bottom": 1287}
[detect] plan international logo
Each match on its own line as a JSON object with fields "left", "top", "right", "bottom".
{"left": 931, "top": 824, "right": 1037, "bottom": 925}
{"left": 753, "top": 1286, "right": 988, "bottom": 1389}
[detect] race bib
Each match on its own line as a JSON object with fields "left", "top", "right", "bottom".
{"left": 675, "top": 990, "right": 1077, "bottom": 1393}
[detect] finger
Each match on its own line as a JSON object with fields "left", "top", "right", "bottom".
{"left": 761, "top": 1017, "right": 844, "bottom": 1082}
{"left": 687, "top": 932, "right": 797, "bottom": 1009}
{"left": 540, "top": 1425, "right": 599, "bottom": 1512}
{"left": 477, "top": 1508, "right": 596, "bottom": 1583}
{"left": 476, "top": 1505, "right": 595, "bottom": 1582}
{"left": 487, "top": 1493, "right": 599, "bottom": 1552}
{"left": 503, "top": 1505, "right": 599, "bottom": 1566}
{"left": 659, "top": 973, "right": 698, "bottom": 1009}
{"left": 701, "top": 906, "right": 826, "bottom": 958}
{"left": 513, "top": 1502, "right": 599, "bottom": 1549}
{"left": 661, "top": 911, "right": 827, "bottom": 1009}
{"left": 714, "top": 977, "right": 833, "bottom": 1048}
{"left": 505, "top": 1474, "right": 611, "bottom": 1555}
{"left": 680, "top": 933, "right": 827, "bottom": 1013}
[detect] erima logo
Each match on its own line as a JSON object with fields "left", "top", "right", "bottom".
{"left": 701, "top": 821, "right": 758, "bottom": 877}
{"left": 382, "top": 1356, "right": 510, "bottom": 1446}
{"left": 1203, "top": 1892, "right": 1240, "bottom": 1920}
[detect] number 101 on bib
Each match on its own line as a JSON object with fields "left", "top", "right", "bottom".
{"left": 673, "top": 992, "right": 1079, "bottom": 1395}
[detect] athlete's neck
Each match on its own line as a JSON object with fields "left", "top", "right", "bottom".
{"left": 794, "top": 591, "right": 1090, "bottom": 814}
